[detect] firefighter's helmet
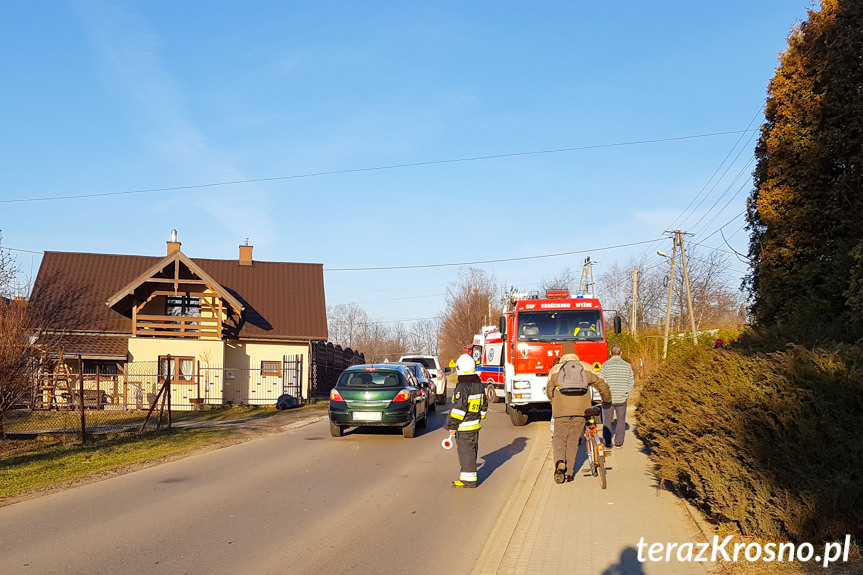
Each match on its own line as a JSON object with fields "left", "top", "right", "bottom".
{"left": 455, "top": 353, "right": 477, "bottom": 376}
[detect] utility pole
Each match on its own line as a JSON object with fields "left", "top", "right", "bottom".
{"left": 679, "top": 233, "right": 698, "bottom": 346}
{"left": 661, "top": 230, "right": 697, "bottom": 359}
{"left": 631, "top": 268, "right": 638, "bottom": 337}
{"left": 578, "top": 257, "right": 595, "bottom": 296}
{"left": 661, "top": 239, "right": 677, "bottom": 360}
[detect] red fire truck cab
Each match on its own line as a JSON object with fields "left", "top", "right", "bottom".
{"left": 501, "top": 290, "right": 616, "bottom": 426}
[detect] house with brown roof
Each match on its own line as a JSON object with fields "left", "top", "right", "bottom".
{"left": 28, "top": 234, "right": 328, "bottom": 410}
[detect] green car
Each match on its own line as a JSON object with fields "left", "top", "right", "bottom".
{"left": 329, "top": 364, "right": 428, "bottom": 438}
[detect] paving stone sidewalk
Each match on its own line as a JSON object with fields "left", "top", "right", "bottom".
{"left": 474, "top": 411, "right": 714, "bottom": 575}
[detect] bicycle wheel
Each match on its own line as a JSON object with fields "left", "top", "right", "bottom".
{"left": 590, "top": 433, "right": 607, "bottom": 489}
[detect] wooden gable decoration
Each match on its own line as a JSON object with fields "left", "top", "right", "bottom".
{"left": 105, "top": 251, "right": 245, "bottom": 339}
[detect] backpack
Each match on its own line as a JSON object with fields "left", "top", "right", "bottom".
{"left": 556, "top": 360, "right": 589, "bottom": 394}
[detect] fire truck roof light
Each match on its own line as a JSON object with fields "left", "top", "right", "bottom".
{"left": 576, "top": 292, "right": 585, "bottom": 298}
{"left": 546, "top": 290, "right": 569, "bottom": 299}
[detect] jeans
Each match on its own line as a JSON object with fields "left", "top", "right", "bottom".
{"left": 602, "top": 402, "right": 627, "bottom": 447}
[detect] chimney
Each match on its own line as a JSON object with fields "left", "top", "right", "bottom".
{"left": 167, "top": 229, "right": 181, "bottom": 255}
{"left": 239, "top": 238, "right": 253, "bottom": 266}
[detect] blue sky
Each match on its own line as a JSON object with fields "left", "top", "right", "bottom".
{"left": 1, "top": 1, "right": 812, "bottom": 324}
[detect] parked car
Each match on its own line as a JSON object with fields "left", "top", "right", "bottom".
{"left": 329, "top": 364, "right": 428, "bottom": 438}
{"left": 399, "top": 355, "right": 446, "bottom": 405}
{"left": 390, "top": 362, "right": 436, "bottom": 412}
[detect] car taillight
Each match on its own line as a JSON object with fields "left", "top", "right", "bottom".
{"left": 392, "top": 389, "right": 410, "bottom": 402}
{"left": 330, "top": 388, "right": 345, "bottom": 402}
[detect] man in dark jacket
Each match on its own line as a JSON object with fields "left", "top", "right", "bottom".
{"left": 445, "top": 353, "right": 488, "bottom": 488}
{"left": 546, "top": 342, "right": 611, "bottom": 483}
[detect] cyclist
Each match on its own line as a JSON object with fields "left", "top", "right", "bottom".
{"left": 546, "top": 342, "right": 611, "bottom": 483}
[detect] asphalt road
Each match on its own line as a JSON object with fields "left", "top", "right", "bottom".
{"left": 0, "top": 401, "right": 544, "bottom": 575}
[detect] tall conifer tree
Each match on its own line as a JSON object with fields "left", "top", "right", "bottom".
{"left": 746, "top": 0, "right": 863, "bottom": 335}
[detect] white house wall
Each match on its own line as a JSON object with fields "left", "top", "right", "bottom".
{"left": 224, "top": 341, "right": 309, "bottom": 403}
{"left": 127, "top": 338, "right": 226, "bottom": 408}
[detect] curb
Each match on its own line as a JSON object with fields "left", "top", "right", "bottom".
{"left": 471, "top": 434, "right": 551, "bottom": 575}
{"left": 280, "top": 415, "right": 328, "bottom": 432}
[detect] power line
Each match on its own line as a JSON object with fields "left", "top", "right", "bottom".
{"left": 633, "top": 108, "right": 763, "bottom": 264}
{"left": 2, "top": 236, "right": 668, "bottom": 272}
{"left": 323, "top": 238, "right": 663, "bottom": 271}
{"left": 675, "top": 110, "right": 761, "bottom": 228}
{"left": 2, "top": 130, "right": 755, "bottom": 204}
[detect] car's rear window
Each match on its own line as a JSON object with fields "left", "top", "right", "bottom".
{"left": 402, "top": 357, "right": 436, "bottom": 370}
{"left": 339, "top": 370, "right": 405, "bottom": 387}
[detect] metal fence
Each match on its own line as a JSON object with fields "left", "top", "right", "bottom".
{"left": 3, "top": 344, "right": 363, "bottom": 439}
{"left": 308, "top": 341, "right": 365, "bottom": 400}
{"left": 2, "top": 355, "right": 306, "bottom": 439}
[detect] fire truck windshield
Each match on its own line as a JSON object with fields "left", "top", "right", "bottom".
{"left": 517, "top": 310, "right": 604, "bottom": 342}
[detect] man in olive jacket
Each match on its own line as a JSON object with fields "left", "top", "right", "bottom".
{"left": 546, "top": 342, "right": 611, "bottom": 483}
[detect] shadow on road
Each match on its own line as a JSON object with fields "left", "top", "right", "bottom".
{"left": 478, "top": 436, "right": 528, "bottom": 483}
{"left": 601, "top": 547, "right": 645, "bottom": 575}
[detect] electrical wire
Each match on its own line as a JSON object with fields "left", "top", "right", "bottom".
{"left": 323, "top": 238, "right": 663, "bottom": 271}
{"left": 632, "top": 107, "right": 764, "bottom": 264}
{"left": 1, "top": 131, "right": 755, "bottom": 204}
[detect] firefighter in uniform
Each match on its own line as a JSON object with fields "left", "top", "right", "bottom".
{"left": 445, "top": 353, "right": 488, "bottom": 488}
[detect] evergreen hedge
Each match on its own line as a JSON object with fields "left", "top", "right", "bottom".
{"left": 636, "top": 342, "right": 863, "bottom": 542}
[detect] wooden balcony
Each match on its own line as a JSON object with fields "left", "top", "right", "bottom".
{"left": 133, "top": 315, "right": 222, "bottom": 339}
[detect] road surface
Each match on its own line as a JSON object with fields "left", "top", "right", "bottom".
{"left": 1, "top": 402, "right": 542, "bottom": 575}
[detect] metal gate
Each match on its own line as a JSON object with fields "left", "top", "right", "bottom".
{"left": 282, "top": 354, "right": 303, "bottom": 399}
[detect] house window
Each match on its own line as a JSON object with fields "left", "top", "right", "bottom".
{"left": 159, "top": 356, "right": 195, "bottom": 383}
{"left": 166, "top": 295, "right": 200, "bottom": 317}
{"left": 261, "top": 361, "right": 281, "bottom": 377}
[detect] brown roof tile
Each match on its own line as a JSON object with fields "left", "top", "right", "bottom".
{"left": 53, "top": 334, "right": 129, "bottom": 359}
{"left": 29, "top": 251, "right": 328, "bottom": 341}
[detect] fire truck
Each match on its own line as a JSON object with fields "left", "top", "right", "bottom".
{"left": 500, "top": 290, "right": 619, "bottom": 426}
{"left": 464, "top": 326, "right": 506, "bottom": 403}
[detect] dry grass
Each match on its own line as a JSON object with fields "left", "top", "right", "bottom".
{"left": 0, "top": 403, "right": 327, "bottom": 503}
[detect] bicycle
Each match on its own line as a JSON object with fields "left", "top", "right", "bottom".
{"left": 583, "top": 405, "right": 607, "bottom": 489}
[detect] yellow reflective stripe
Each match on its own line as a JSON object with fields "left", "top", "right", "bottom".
{"left": 467, "top": 393, "right": 484, "bottom": 400}
{"left": 458, "top": 421, "right": 482, "bottom": 431}
{"left": 450, "top": 408, "right": 466, "bottom": 420}
{"left": 460, "top": 471, "right": 477, "bottom": 481}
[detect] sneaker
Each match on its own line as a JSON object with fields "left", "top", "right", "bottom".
{"left": 452, "top": 480, "right": 477, "bottom": 488}
{"left": 554, "top": 460, "right": 566, "bottom": 484}
{"left": 565, "top": 474, "right": 574, "bottom": 482}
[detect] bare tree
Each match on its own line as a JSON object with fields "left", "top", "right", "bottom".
{"left": 328, "top": 302, "right": 446, "bottom": 362}
{"left": 538, "top": 267, "right": 578, "bottom": 294}
{"left": 595, "top": 261, "right": 633, "bottom": 328}
{"left": 0, "top": 232, "right": 21, "bottom": 299}
{"left": 406, "top": 318, "right": 441, "bottom": 356}
{"left": 0, "top": 299, "right": 41, "bottom": 437}
{"left": 596, "top": 248, "right": 744, "bottom": 336}
{"left": 677, "top": 248, "right": 745, "bottom": 330}
{"left": 438, "top": 268, "right": 500, "bottom": 364}
{"left": 326, "top": 302, "right": 371, "bottom": 349}
{"left": 355, "top": 319, "right": 399, "bottom": 363}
